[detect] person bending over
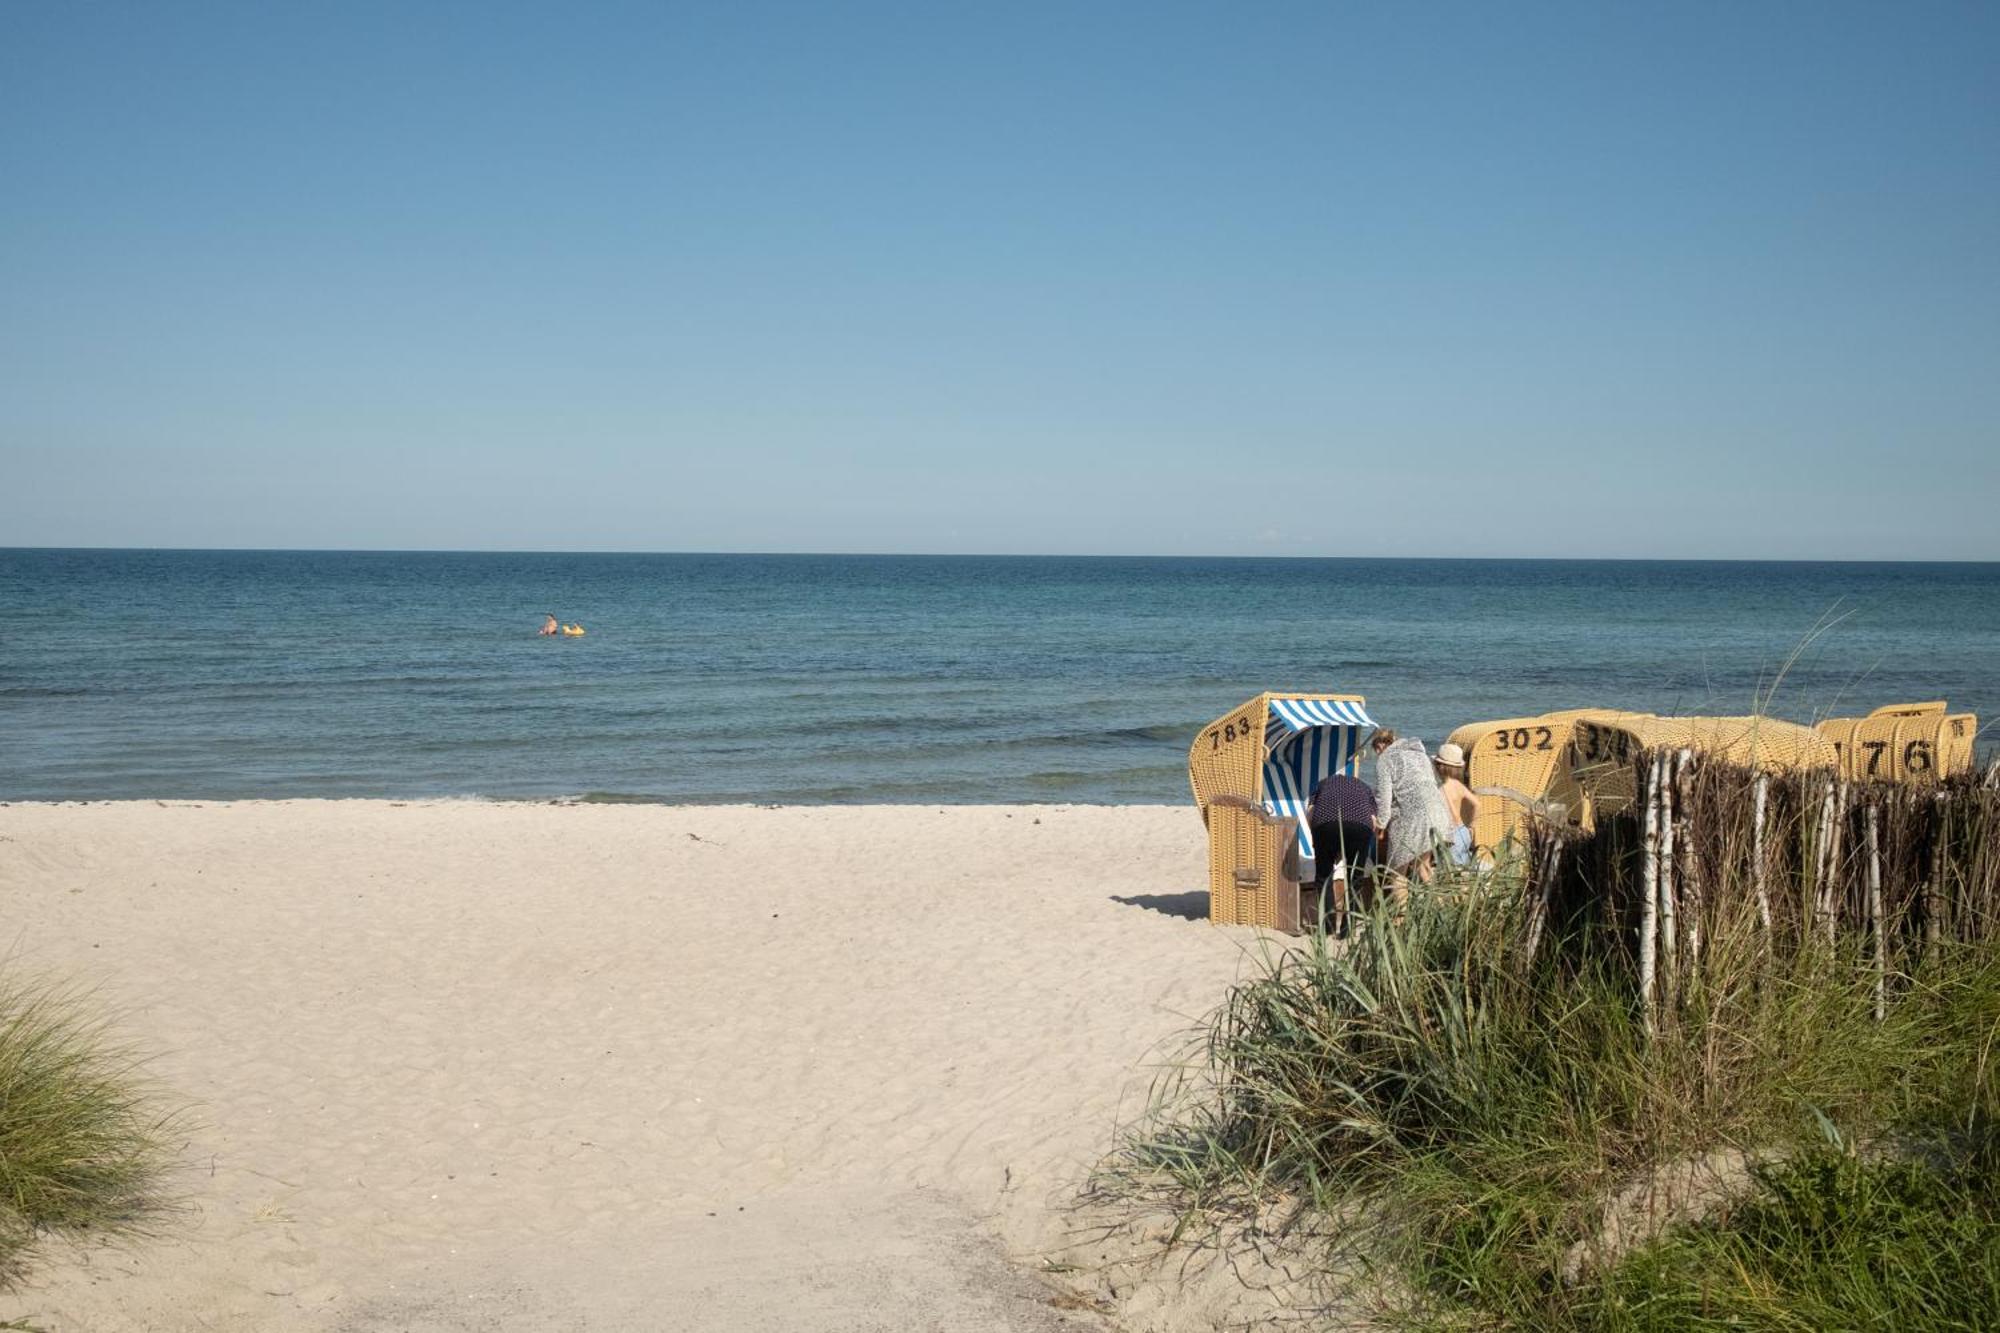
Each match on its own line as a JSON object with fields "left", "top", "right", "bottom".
{"left": 1308, "top": 763, "right": 1379, "bottom": 935}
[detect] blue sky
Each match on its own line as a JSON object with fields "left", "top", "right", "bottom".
{"left": 4, "top": 2, "right": 1997, "bottom": 557}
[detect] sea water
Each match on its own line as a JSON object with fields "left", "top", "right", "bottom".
{"left": 1, "top": 550, "right": 1995, "bottom": 803}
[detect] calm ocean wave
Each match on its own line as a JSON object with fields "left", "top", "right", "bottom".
{"left": 1, "top": 549, "right": 1995, "bottom": 803}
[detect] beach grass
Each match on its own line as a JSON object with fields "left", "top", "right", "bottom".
{"left": 1103, "top": 852, "right": 2000, "bottom": 1328}
{"left": 1568, "top": 1140, "right": 2000, "bottom": 1332}
{"left": 0, "top": 968, "right": 177, "bottom": 1288}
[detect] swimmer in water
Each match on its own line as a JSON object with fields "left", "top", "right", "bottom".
{"left": 539, "top": 613, "right": 560, "bottom": 636}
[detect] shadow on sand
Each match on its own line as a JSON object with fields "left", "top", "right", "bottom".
{"left": 1110, "top": 890, "right": 1210, "bottom": 922}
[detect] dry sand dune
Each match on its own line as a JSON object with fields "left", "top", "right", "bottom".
{"left": 1, "top": 802, "right": 1311, "bottom": 1331}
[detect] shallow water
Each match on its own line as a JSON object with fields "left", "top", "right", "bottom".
{"left": 2, "top": 550, "right": 1995, "bottom": 802}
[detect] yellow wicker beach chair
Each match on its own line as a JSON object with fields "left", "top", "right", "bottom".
{"left": 1445, "top": 708, "right": 1628, "bottom": 857}
{"left": 1570, "top": 714, "right": 1837, "bottom": 817}
{"left": 1816, "top": 703, "right": 1977, "bottom": 784}
{"left": 1188, "top": 692, "right": 1375, "bottom": 933}
{"left": 1202, "top": 796, "right": 1308, "bottom": 933}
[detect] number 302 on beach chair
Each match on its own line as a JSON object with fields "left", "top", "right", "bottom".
{"left": 1188, "top": 693, "right": 1377, "bottom": 933}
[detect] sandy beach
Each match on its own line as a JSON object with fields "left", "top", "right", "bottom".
{"left": 0, "top": 801, "right": 1299, "bottom": 1332}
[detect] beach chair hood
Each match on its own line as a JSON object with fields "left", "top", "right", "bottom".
{"left": 1189, "top": 692, "right": 1377, "bottom": 873}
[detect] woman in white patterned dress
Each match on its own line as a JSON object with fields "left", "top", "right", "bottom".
{"left": 1369, "top": 729, "right": 1452, "bottom": 883}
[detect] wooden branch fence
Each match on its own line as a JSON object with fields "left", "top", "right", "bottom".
{"left": 1522, "top": 750, "right": 2000, "bottom": 1032}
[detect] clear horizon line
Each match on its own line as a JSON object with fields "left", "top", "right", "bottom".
{"left": 2, "top": 544, "right": 1997, "bottom": 566}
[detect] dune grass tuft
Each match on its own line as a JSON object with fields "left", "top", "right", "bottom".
{"left": 1571, "top": 1136, "right": 2000, "bottom": 1332}
{"left": 0, "top": 968, "right": 177, "bottom": 1287}
{"left": 1102, "top": 849, "right": 2000, "bottom": 1328}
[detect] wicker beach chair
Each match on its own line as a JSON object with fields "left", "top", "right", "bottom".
{"left": 1446, "top": 708, "right": 1629, "bottom": 858}
{"left": 1188, "top": 692, "right": 1376, "bottom": 933}
{"left": 1816, "top": 702, "right": 1977, "bottom": 784}
{"left": 1569, "top": 713, "right": 1837, "bottom": 819}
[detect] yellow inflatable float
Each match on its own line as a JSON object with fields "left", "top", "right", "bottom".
{"left": 562, "top": 624, "right": 586, "bottom": 637}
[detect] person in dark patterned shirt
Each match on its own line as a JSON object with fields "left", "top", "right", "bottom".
{"left": 1308, "top": 768, "right": 1379, "bottom": 934}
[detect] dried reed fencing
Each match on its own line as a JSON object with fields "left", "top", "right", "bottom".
{"left": 1521, "top": 750, "right": 2000, "bottom": 1034}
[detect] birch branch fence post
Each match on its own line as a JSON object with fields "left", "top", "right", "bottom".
{"left": 1639, "top": 751, "right": 1662, "bottom": 1039}
{"left": 1752, "top": 772, "right": 1773, "bottom": 941}
{"left": 1676, "top": 749, "right": 1701, "bottom": 982}
{"left": 1523, "top": 840, "right": 1558, "bottom": 970}
{"left": 1659, "top": 751, "right": 1680, "bottom": 1010}
{"left": 1927, "top": 791, "right": 1946, "bottom": 949}
{"left": 1867, "top": 804, "right": 1885, "bottom": 1022}
{"left": 1813, "top": 779, "right": 1843, "bottom": 942}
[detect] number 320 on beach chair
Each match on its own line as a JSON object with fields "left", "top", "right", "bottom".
{"left": 1188, "top": 692, "right": 1377, "bottom": 933}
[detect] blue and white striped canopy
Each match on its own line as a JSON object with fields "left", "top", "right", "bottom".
{"left": 1259, "top": 696, "right": 1377, "bottom": 871}
{"left": 1268, "top": 696, "right": 1375, "bottom": 735}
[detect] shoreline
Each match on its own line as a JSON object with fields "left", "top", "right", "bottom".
{"left": 0, "top": 797, "right": 1189, "bottom": 808}
{"left": 2, "top": 800, "right": 1275, "bottom": 1331}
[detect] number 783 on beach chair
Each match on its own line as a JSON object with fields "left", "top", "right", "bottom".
{"left": 1188, "top": 692, "right": 1376, "bottom": 933}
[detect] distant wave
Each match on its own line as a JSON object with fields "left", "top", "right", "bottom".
{"left": 1103, "top": 722, "right": 1202, "bottom": 744}
{"left": 548, "top": 767, "right": 1187, "bottom": 804}
{"left": 1023, "top": 764, "right": 1186, "bottom": 787}
{"left": 772, "top": 716, "right": 1201, "bottom": 745}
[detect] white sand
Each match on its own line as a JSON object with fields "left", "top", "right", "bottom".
{"left": 0, "top": 801, "right": 1308, "bottom": 1331}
